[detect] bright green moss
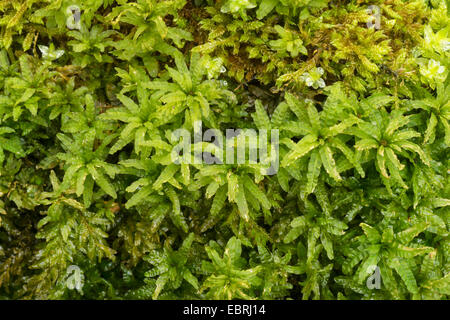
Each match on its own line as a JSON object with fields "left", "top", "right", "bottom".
{"left": 0, "top": 0, "right": 449, "bottom": 300}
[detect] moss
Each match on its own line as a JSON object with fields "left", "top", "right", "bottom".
{"left": 0, "top": 0, "right": 448, "bottom": 300}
